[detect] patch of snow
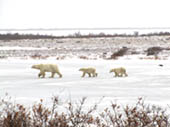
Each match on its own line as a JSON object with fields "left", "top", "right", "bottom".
{"left": 0, "top": 46, "right": 48, "bottom": 50}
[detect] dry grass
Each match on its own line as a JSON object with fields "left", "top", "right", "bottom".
{"left": 146, "top": 47, "right": 163, "bottom": 56}
{"left": 0, "top": 95, "right": 169, "bottom": 127}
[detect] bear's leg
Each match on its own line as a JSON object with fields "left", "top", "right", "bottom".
{"left": 57, "top": 72, "right": 62, "bottom": 78}
{"left": 125, "top": 72, "right": 128, "bottom": 77}
{"left": 114, "top": 72, "right": 118, "bottom": 77}
{"left": 88, "top": 73, "right": 91, "bottom": 77}
{"left": 122, "top": 70, "right": 128, "bottom": 77}
{"left": 50, "top": 72, "right": 55, "bottom": 78}
{"left": 82, "top": 72, "right": 85, "bottom": 77}
{"left": 41, "top": 72, "right": 45, "bottom": 78}
{"left": 92, "top": 72, "right": 97, "bottom": 77}
{"left": 119, "top": 73, "right": 123, "bottom": 77}
{"left": 38, "top": 73, "right": 41, "bottom": 78}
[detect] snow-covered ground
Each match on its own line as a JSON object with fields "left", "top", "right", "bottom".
{"left": 0, "top": 36, "right": 170, "bottom": 110}
{"left": 0, "top": 58, "right": 170, "bottom": 109}
{"left": 0, "top": 36, "right": 170, "bottom": 59}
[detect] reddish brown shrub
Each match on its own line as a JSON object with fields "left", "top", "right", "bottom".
{"left": 110, "top": 47, "right": 129, "bottom": 59}
{"left": 0, "top": 95, "right": 169, "bottom": 127}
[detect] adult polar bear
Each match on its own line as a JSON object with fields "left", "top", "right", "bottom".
{"left": 32, "top": 64, "right": 62, "bottom": 78}
{"left": 110, "top": 67, "right": 128, "bottom": 77}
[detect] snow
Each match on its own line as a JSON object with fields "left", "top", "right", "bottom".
{"left": 0, "top": 58, "right": 170, "bottom": 109}
{"left": 0, "top": 46, "right": 48, "bottom": 50}
{"left": 0, "top": 36, "right": 170, "bottom": 59}
{"left": 0, "top": 36, "right": 170, "bottom": 109}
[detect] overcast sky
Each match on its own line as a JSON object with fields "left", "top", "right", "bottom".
{"left": 0, "top": 0, "right": 170, "bottom": 29}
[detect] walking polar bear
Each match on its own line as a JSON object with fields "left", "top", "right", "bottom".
{"left": 79, "top": 67, "right": 98, "bottom": 77}
{"left": 110, "top": 67, "right": 128, "bottom": 77}
{"left": 32, "top": 64, "right": 62, "bottom": 78}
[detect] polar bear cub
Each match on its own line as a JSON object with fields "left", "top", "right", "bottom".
{"left": 32, "top": 64, "right": 62, "bottom": 78}
{"left": 110, "top": 67, "right": 128, "bottom": 77}
{"left": 79, "top": 67, "right": 98, "bottom": 77}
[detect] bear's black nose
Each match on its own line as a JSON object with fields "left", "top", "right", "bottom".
{"left": 159, "top": 64, "right": 163, "bottom": 67}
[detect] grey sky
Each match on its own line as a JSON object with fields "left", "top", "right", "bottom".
{"left": 0, "top": 0, "right": 170, "bottom": 29}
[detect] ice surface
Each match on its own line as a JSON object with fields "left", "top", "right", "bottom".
{"left": 0, "top": 58, "right": 170, "bottom": 109}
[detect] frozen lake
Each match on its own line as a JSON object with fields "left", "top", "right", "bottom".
{"left": 0, "top": 58, "right": 170, "bottom": 108}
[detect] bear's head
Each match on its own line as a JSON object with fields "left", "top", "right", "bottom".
{"left": 110, "top": 69, "right": 115, "bottom": 73}
{"left": 32, "top": 64, "right": 41, "bottom": 70}
{"left": 79, "top": 68, "right": 85, "bottom": 71}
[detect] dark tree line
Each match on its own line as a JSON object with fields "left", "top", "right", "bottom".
{"left": 1, "top": 31, "right": 170, "bottom": 40}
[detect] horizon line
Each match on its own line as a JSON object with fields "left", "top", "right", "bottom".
{"left": 1, "top": 27, "right": 170, "bottom": 31}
